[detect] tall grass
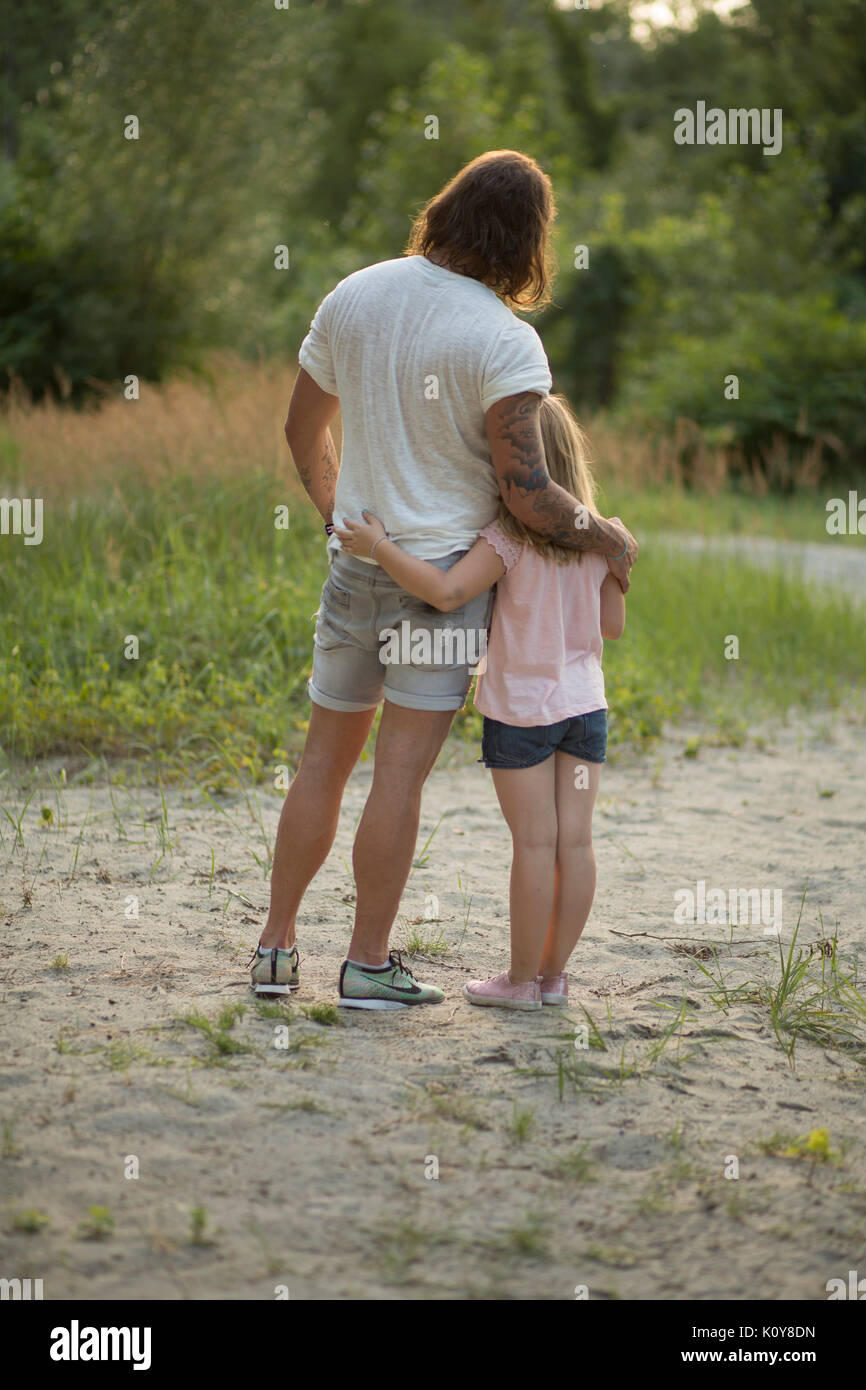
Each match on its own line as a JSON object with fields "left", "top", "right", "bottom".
{"left": 1, "top": 470, "right": 324, "bottom": 780}
{"left": 4, "top": 354, "right": 862, "bottom": 541}
{"left": 602, "top": 537, "right": 866, "bottom": 744}
{"left": 0, "top": 352, "right": 297, "bottom": 497}
{"left": 2, "top": 358, "right": 864, "bottom": 780}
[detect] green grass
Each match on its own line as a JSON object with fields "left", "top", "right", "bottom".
{"left": 401, "top": 925, "right": 449, "bottom": 958}
{"left": 12, "top": 1208, "right": 51, "bottom": 1233}
{"left": 601, "top": 481, "right": 866, "bottom": 548}
{"left": 551, "top": 1144, "right": 597, "bottom": 1183}
{"left": 253, "top": 998, "right": 295, "bottom": 1021}
{"left": 758, "top": 1127, "right": 841, "bottom": 1163}
{"left": 188, "top": 1206, "right": 213, "bottom": 1247}
{"left": 177, "top": 1003, "right": 257, "bottom": 1060}
{"left": 366, "top": 1219, "right": 437, "bottom": 1283}
{"left": 0, "top": 473, "right": 328, "bottom": 781}
{"left": 100, "top": 1039, "right": 156, "bottom": 1070}
{"left": 599, "top": 544, "right": 866, "bottom": 747}
{"left": 410, "top": 1079, "right": 489, "bottom": 1130}
{"left": 2, "top": 471, "right": 864, "bottom": 779}
{"left": 1, "top": 1118, "right": 21, "bottom": 1158}
{"left": 495, "top": 1212, "right": 548, "bottom": 1258}
{"left": 692, "top": 903, "right": 866, "bottom": 1066}
{"left": 298, "top": 1002, "right": 343, "bottom": 1026}
{"left": 506, "top": 1102, "right": 536, "bottom": 1143}
{"left": 585, "top": 1243, "right": 642, "bottom": 1268}
{"left": 76, "top": 1205, "right": 115, "bottom": 1241}
{"left": 542, "top": 995, "right": 697, "bottom": 1099}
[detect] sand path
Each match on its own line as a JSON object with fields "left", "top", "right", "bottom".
{"left": 1, "top": 712, "right": 864, "bottom": 1300}
{"left": 652, "top": 532, "right": 866, "bottom": 602}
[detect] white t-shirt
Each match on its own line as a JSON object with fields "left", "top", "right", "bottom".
{"left": 298, "top": 255, "right": 552, "bottom": 562}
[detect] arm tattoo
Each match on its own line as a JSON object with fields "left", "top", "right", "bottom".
{"left": 495, "top": 393, "right": 551, "bottom": 495}
{"left": 492, "top": 392, "right": 617, "bottom": 553}
{"left": 295, "top": 429, "right": 339, "bottom": 518}
{"left": 320, "top": 433, "right": 339, "bottom": 495}
{"left": 527, "top": 488, "right": 617, "bottom": 552}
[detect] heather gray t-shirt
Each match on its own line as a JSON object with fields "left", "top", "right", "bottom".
{"left": 298, "top": 255, "right": 552, "bottom": 562}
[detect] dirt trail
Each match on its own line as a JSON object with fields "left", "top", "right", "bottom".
{"left": 652, "top": 532, "right": 866, "bottom": 602}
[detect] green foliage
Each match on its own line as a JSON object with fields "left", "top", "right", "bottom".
{"left": 621, "top": 293, "right": 866, "bottom": 479}
{"left": 1, "top": 0, "right": 865, "bottom": 464}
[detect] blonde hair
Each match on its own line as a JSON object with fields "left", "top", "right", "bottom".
{"left": 497, "top": 393, "right": 598, "bottom": 564}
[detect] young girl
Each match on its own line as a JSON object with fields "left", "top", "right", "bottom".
{"left": 335, "top": 394, "right": 626, "bottom": 1012}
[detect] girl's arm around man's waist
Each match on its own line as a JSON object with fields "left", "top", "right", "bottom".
{"left": 336, "top": 512, "right": 505, "bottom": 612}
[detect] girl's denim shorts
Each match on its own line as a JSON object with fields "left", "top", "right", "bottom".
{"left": 480, "top": 708, "right": 608, "bottom": 770}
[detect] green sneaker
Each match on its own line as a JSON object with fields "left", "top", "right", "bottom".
{"left": 338, "top": 950, "right": 444, "bottom": 1010}
{"left": 249, "top": 944, "right": 300, "bottom": 996}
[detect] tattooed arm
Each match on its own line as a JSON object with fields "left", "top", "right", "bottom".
{"left": 485, "top": 391, "right": 638, "bottom": 591}
{"left": 285, "top": 368, "right": 340, "bottom": 524}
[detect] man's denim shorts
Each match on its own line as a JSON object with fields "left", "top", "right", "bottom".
{"left": 480, "top": 708, "right": 608, "bottom": 769}
{"left": 309, "top": 549, "right": 494, "bottom": 714}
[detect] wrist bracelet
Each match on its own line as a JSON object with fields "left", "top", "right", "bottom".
{"left": 324, "top": 522, "right": 335, "bottom": 536}
{"left": 611, "top": 539, "right": 629, "bottom": 561}
{"left": 370, "top": 535, "right": 389, "bottom": 561}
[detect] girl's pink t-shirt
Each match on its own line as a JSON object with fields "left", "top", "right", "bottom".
{"left": 473, "top": 519, "right": 609, "bottom": 728}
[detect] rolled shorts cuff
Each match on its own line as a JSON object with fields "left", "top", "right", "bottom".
{"left": 383, "top": 687, "right": 467, "bottom": 713}
{"left": 307, "top": 680, "right": 380, "bottom": 714}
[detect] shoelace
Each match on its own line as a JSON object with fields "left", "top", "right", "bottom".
{"left": 388, "top": 949, "right": 416, "bottom": 981}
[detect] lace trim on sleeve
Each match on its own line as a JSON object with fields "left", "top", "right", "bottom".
{"left": 479, "top": 519, "right": 523, "bottom": 572}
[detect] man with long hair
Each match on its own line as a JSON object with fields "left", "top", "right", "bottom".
{"left": 250, "top": 149, "right": 638, "bottom": 1009}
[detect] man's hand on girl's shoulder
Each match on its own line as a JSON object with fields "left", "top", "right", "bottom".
{"left": 606, "top": 516, "right": 637, "bottom": 593}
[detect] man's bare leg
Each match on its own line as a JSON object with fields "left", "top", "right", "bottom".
{"left": 259, "top": 702, "right": 377, "bottom": 950}
{"left": 347, "top": 701, "right": 454, "bottom": 965}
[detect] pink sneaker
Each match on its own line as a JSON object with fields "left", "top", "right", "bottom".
{"left": 538, "top": 971, "right": 569, "bottom": 1006}
{"left": 463, "top": 972, "right": 542, "bottom": 1011}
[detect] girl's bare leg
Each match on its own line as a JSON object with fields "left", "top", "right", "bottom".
{"left": 539, "top": 754, "right": 602, "bottom": 976}
{"left": 490, "top": 759, "right": 558, "bottom": 984}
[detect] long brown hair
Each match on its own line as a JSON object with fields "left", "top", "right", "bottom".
{"left": 405, "top": 149, "right": 556, "bottom": 309}
{"left": 497, "top": 394, "right": 599, "bottom": 565}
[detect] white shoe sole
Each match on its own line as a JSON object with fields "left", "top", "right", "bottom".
{"left": 541, "top": 995, "right": 569, "bottom": 1006}
{"left": 463, "top": 986, "right": 541, "bottom": 1011}
{"left": 338, "top": 997, "right": 408, "bottom": 1010}
{"left": 253, "top": 983, "right": 295, "bottom": 996}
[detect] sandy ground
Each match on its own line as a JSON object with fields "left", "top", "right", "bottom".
{"left": 1, "top": 711, "right": 865, "bottom": 1301}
